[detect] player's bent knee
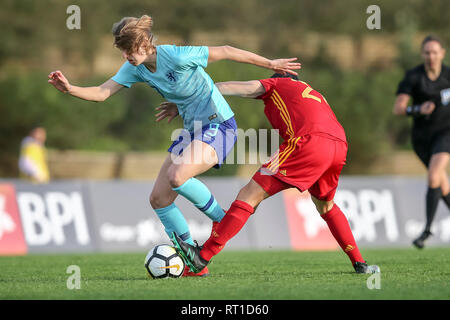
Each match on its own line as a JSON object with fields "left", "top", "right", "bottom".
{"left": 149, "top": 193, "right": 167, "bottom": 209}
{"left": 428, "top": 172, "right": 442, "bottom": 188}
{"left": 236, "top": 181, "right": 267, "bottom": 209}
{"left": 167, "top": 165, "right": 188, "bottom": 188}
{"left": 312, "top": 198, "right": 334, "bottom": 215}
{"left": 149, "top": 193, "right": 159, "bottom": 209}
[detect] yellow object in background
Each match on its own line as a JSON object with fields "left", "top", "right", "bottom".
{"left": 18, "top": 127, "right": 50, "bottom": 184}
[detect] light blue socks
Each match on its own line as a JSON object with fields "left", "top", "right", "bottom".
{"left": 154, "top": 203, "right": 194, "bottom": 245}
{"left": 173, "top": 177, "right": 225, "bottom": 222}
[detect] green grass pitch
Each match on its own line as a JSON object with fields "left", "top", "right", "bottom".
{"left": 1, "top": 248, "right": 449, "bottom": 300}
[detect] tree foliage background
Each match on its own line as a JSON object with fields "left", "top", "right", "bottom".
{"left": 1, "top": 0, "right": 449, "bottom": 176}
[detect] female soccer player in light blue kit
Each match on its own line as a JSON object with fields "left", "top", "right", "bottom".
{"left": 48, "top": 15, "right": 300, "bottom": 275}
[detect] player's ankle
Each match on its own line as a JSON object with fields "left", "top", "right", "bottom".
{"left": 200, "top": 245, "right": 215, "bottom": 261}
{"left": 200, "top": 243, "right": 218, "bottom": 262}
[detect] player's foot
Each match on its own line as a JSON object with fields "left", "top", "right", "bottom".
{"left": 182, "top": 265, "right": 209, "bottom": 277}
{"left": 353, "top": 261, "right": 380, "bottom": 274}
{"left": 171, "top": 232, "right": 209, "bottom": 274}
{"left": 412, "top": 230, "right": 432, "bottom": 249}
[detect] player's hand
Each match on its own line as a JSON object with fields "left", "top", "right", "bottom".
{"left": 155, "top": 102, "right": 179, "bottom": 123}
{"left": 269, "top": 58, "right": 301, "bottom": 76}
{"left": 420, "top": 101, "right": 435, "bottom": 115}
{"left": 48, "top": 70, "right": 71, "bottom": 93}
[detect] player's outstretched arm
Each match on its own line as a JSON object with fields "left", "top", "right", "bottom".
{"left": 48, "top": 70, "right": 123, "bottom": 102}
{"left": 208, "top": 46, "right": 301, "bottom": 76}
{"left": 215, "top": 80, "right": 265, "bottom": 98}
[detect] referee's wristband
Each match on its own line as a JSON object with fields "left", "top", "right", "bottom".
{"left": 405, "top": 105, "right": 422, "bottom": 116}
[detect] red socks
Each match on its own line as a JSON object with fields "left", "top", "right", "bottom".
{"left": 321, "top": 204, "right": 364, "bottom": 265}
{"left": 200, "top": 200, "right": 254, "bottom": 261}
{"left": 200, "top": 200, "right": 363, "bottom": 266}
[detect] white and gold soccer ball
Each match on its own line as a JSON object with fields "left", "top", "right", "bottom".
{"left": 145, "top": 244, "right": 185, "bottom": 279}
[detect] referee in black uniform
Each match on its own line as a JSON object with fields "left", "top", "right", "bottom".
{"left": 394, "top": 35, "right": 450, "bottom": 249}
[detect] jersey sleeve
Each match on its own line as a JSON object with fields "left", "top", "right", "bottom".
{"left": 256, "top": 78, "right": 277, "bottom": 99}
{"left": 165, "top": 45, "right": 209, "bottom": 71}
{"left": 396, "top": 70, "right": 415, "bottom": 96}
{"left": 111, "top": 61, "right": 141, "bottom": 88}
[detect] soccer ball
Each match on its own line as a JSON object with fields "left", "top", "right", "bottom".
{"left": 145, "top": 244, "right": 185, "bottom": 279}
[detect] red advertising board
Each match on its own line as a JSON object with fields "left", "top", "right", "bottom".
{"left": 0, "top": 184, "right": 27, "bottom": 255}
{"left": 283, "top": 189, "right": 338, "bottom": 250}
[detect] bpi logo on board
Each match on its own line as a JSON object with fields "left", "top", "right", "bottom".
{"left": 0, "top": 184, "right": 91, "bottom": 254}
{"left": 334, "top": 189, "right": 399, "bottom": 242}
{"left": 17, "top": 191, "right": 90, "bottom": 247}
{"left": 283, "top": 188, "right": 399, "bottom": 250}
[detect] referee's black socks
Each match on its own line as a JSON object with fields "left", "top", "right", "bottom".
{"left": 425, "top": 187, "right": 442, "bottom": 233}
{"left": 441, "top": 192, "right": 450, "bottom": 210}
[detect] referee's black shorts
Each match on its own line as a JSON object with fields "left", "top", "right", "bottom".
{"left": 412, "top": 129, "right": 450, "bottom": 167}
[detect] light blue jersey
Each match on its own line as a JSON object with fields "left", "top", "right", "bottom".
{"left": 111, "top": 45, "right": 234, "bottom": 132}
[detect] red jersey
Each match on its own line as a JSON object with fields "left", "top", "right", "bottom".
{"left": 257, "top": 78, "right": 346, "bottom": 142}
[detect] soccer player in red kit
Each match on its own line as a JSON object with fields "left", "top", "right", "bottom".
{"left": 172, "top": 73, "right": 380, "bottom": 274}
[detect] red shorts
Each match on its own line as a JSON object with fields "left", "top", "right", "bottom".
{"left": 252, "top": 134, "right": 347, "bottom": 201}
